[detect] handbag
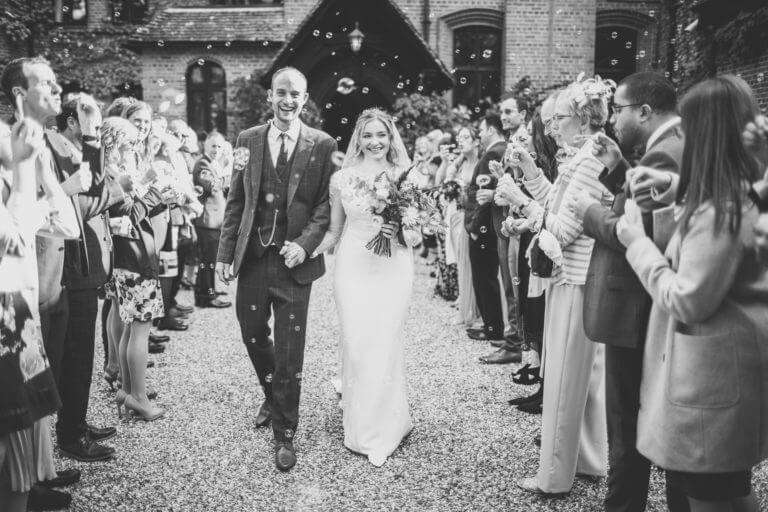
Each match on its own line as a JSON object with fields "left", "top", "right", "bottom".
{"left": 528, "top": 211, "right": 554, "bottom": 278}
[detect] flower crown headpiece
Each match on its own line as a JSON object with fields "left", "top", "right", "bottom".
{"left": 568, "top": 72, "right": 616, "bottom": 111}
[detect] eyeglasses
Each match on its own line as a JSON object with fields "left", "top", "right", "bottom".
{"left": 550, "top": 114, "right": 573, "bottom": 126}
{"left": 612, "top": 103, "right": 643, "bottom": 115}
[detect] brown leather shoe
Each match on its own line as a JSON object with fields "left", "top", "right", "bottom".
{"left": 275, "top": 440, "right": 296, "bottom": 472}
{"left": 255, "top": 401, "right": 271, "bottom": 428}
{"left": 479, "top": 347, "right": 522, "bottom": 364}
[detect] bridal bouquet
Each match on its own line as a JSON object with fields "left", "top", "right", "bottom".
{"left": 365, "top": 171, "right": 443, "bottom": 257}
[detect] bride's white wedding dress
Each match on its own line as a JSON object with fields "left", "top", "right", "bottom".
{"left": 319, "top": 166, "right": 414, "bottom": 467}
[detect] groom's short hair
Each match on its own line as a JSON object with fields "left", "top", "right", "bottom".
{"left": 270, "top": 67, "right": 307, "bottom": 90}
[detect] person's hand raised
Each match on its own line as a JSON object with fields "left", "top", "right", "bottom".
{"left": 587, "top": 132, "right": 622, "bottom": 171}
{"left": 76, "top": 93, "right": 102, "bottom": 139}
{"left": 10, "top": 118, "right": 45, "bottom": 163}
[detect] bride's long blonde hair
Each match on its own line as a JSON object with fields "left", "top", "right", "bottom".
{"left": 342, "top": 108, "right": 411, "bottom": 176}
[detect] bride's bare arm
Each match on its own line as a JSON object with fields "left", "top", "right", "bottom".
{"left": 312, "top": 170, "right": 346, "bottom": 256}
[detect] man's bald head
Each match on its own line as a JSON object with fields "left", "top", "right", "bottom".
{"left": 270, "top": 67, "right": 307, "bottom": 91}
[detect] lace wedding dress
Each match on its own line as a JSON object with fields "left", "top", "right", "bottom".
{"left": 318, "top": 166, "right": 414, "bottom": 466}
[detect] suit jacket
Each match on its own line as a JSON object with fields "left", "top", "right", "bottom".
{"left": 464, "top": 140, "right": 505, "bottom": 237}
{"left": 216, "top": 123, "right": 337, "bottom": 284}
{"left": 37, "top": 134, "right": 123, "bottom": 302}
{"left": 627, "top": 199, "right": 768, "bottom": 472}
{"left": 193, "top": 154, "right": 227, "bottom": 229}
{"left": 582, "top": 126, "right": 683, "bottom": 347}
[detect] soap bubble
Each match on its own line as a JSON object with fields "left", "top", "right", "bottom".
{"left": 325, "top": 32, "right": 332, "bottom": 39}
{"left": 313, "top": 29, "right": 320, "bottom": 37}
{"left": 610, "top": 59, "right": 618, "bottom": 66}
{"left": 157, "top": 39, "right": 165, "bottom": 47}
{"left": 459, "top": 77, "right": 467, "bottom": 85}
{"left": 482, "top": 49, "right": 492, "bottom": 58}
{"left": 625, "top": 41, "right": 632, "bottom": 49}
{"left": 611, "top": 32, "right": 618, "bottom": 39}
{"left": 197, "top": 58, "right": 205, "bottom": 66}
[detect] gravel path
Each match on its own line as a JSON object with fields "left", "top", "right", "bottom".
{"left": 63, "top": 256, "right": 767, "bottom": 511}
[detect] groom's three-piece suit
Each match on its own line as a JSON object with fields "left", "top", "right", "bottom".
{"left": 217, "top": 121, "right": 337, "bottom": 441}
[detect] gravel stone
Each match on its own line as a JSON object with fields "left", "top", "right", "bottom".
{"left": 60, "top": 257, "right": 767, "bottom": 511}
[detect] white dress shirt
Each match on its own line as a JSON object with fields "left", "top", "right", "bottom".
{"left": 267, "top": 119, "right": 301, "bottom": 168}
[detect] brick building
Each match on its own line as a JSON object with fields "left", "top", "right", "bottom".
{"left": 4, "top": 0, "right": 671, "bottom": 143}
{"left": 121, "top": 0, "right": 666, "bottom": 143}
{"left": 656, "top": 0, "right": 768, "bottom": 108}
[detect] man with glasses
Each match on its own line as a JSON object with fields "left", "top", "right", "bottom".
{"left": 571, "top": 72, "right": 688, "bottom": 512}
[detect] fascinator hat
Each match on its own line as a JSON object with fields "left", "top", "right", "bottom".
{"left": 563, "top": 73, "right": 616, "bottom": 129}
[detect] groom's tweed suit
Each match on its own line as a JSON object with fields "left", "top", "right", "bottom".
{"left": 218, "top": 122, "right": 337, "bottom": 441}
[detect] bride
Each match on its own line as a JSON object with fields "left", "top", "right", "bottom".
{"left": 315, "top": 108, "right": 416, "bottom": 466}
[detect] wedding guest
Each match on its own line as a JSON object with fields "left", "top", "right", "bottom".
{"left": 500, "top": 76, "right": 614, "bottom": 494}
{"left": 479, "top": 95, "right": 530, "bottom": 364}
{"left": 155, "top": 128, "right": 202, "bottom": 321}
{"left": 0, "top": 118, "right": 78, "bottom": 512}
{"left": 52, "top": 93, "right": 128, "bottom": 463}
{"left": 105, "top": 96, "right": 135, "bottom": 118}
{"left": 123, "top": 102, "right": 174, "bottom": 347}
{"left": 439, "top": 126, "right": 482, "bottom": 327}
{"left": 464, "top": 113, "right": 506, "bottom": 343}
{"left": 503, "top": 99, "right": 560, "bottom": 413}
{"left": 102, "top": 116, "right": 167, "bottom": 422}
{"left": 433, "top": 132, "right": 459, "bottom": 301}
{"left": 193, "top": 132, "right": 231, "bottom": 308}
{"left": 617, "top": 74, "right": 768, "bottom": 512}
{"left": 571, "top": 71, "right": 687, "bottom": 512}
{"left": 1, "top": 58, "right": 124, "bottom": 506}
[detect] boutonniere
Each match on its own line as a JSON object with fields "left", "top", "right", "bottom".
{"left": 233, "top": 147, "right": 250, "bottom": 171}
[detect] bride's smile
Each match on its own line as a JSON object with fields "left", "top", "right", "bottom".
{"left": 360, "top": 120, "right": 391, "bottom": 161}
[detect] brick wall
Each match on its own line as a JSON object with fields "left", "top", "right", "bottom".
{"left": 140, "top": 46, "right": 277, "bottom": 138}
{"left": 657, "top": 1, "right": 768, "bottom": 108}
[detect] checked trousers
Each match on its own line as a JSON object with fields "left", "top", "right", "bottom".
{"left": 235, "top": 246, "right": 312, "bottom": 442}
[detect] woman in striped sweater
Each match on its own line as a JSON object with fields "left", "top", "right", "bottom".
{"left": 497, "top": 75, "right": 615, "bottom": 495}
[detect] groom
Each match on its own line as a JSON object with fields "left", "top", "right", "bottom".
{"left": 216, "top": 67, "right": 337, "bottom": 471}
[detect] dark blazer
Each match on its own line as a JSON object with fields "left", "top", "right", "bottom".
{"left": 217, "top": 123, "right": 337, "bottom": 284}
{"left": 37, "top": 134, "right": 123, "bottom": 302}
{"left": 465, "top": 140, "right": 505, "bottom": 237}
{"left": 193, "top": 154, "right": 227, "bottom": 229}
{"left": 110, "top": 188, "right": 164, "bottom": 279}
{"left": 582, "top": 125, "right": 684, "bottom": 347}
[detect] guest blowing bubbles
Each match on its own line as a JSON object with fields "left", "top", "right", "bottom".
{"left": 501, "top": 75, "right": 614, "bottom": 495}
{"left": 617, "top": 75, "right": 768, "bottom": 512}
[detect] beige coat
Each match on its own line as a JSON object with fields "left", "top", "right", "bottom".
{"left": 626, "top": 198, "right": 768, "bottom": 472}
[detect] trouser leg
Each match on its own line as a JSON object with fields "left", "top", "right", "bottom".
{"left": 56, "top": 288, "right": 98, "bottom": 445}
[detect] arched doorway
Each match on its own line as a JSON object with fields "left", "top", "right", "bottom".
{"left": 321, "top": 83, "right": 391, "bottom": 152}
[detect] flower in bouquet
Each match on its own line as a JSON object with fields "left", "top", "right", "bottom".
{"left": 364, "top": 170, "right": 443, "bottom": 257}
{"left": 233, "top": 147, "right": 250, "bottom": 171}
{"left": 440, "top": 179, "right": 462, "bottom": 203}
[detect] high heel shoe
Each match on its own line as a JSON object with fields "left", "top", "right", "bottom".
{"left": 114, "top": 389, "right": 127, "bottom": 418}
{"left": 104, "top": 370, "right": 119, "bottom": 391}
{"left": 512, "top": 364, "right": 541, "bottom": 386}
{"left": 123, "top": 395, "right": 164, "bottom": 422}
